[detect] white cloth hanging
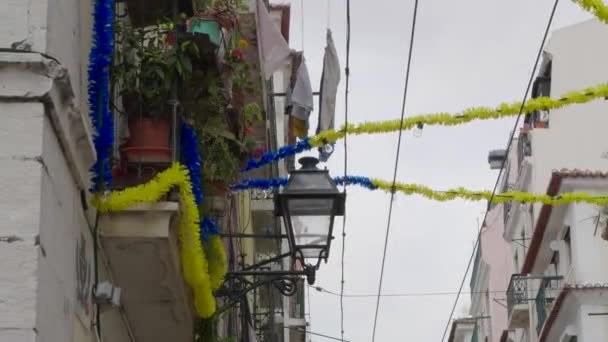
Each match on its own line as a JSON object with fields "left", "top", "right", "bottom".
{"left": 290, "top": 58, "right": 314, "bottom": 122}
{"left": 257, "top": 0, "right": 292, "bottom": 80}
{"left": 317, "top": 29, "right": 341, "bottom": 161}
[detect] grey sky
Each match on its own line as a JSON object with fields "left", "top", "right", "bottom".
{"left": 270, "top": 1, "right": 592, "bottom": 340}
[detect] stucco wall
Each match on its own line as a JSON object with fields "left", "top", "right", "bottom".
{"left": 567, "top": 202, "right": 608, "bottom": 285}
{"left": 481, "top": 204, "right": 513, "bottom": 342}
{"left": 528, "top": 19, "right": 608, "bottom": 223}
{"left": 0, "top": 102, "right": 44, "bottom": 342}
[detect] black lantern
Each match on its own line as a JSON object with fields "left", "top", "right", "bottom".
{"left": 275, "top": 156, "right": 346, "bottom": 269}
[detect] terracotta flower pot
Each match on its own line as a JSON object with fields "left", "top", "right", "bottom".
{"left": 121, "top": 118, "right": 172, "bottom": 163}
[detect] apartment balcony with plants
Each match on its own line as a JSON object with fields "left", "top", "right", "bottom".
{"left": 93, "top": 0, "right": 271, "bottom": 341}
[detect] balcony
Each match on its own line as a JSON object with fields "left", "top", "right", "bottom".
{"left": 471, "top": 323, "right": 479, "bottom": 342}
{"left": 99, "top": 202, "right": 195, "bottom": 342}
{"left": 535, "top": 277, "right": 562, "bottom": 335}
{"left": 506, "top": 274, "right": 530, "bottom": 328}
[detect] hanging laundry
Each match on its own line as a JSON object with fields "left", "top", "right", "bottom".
{"left": 288, "top": 54, "right": 313, "bottom": 138}
{"left": 317, "top": 29, "right": 341, "bottom": 161}
{"left": 257, "top": 0, "right": 292, "bottom": 79}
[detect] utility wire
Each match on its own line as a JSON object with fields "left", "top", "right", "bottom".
{"left": 438, "top": 1, "right": 561, "bottom": 341}
{"left": 371, "top": 1, "right": 420, "bottom": 341}
{"left": 313, "top": 285, "right": 575, "bottom": 298}
{"left": 339, "top": 0, "right": 352, "bottom": 341}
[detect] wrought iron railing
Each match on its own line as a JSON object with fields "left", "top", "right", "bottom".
{"left": 507, "top": 274, "right": 528, "bottom": 316}
{"left": 471, "top": 322, "right": 479, "bottom": 342}
{"left": 535, "top": 276, "right": 562, "bottom": 335}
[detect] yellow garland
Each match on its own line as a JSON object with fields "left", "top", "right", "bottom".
{"left": 309, "top": 83, "right": 608, "bottom": 147}
{"left": 370, "top": 179, "right": 608, "bottom": 206}
{"left": 206, "top": 235, "right": 227, "bottom": 291}
{"left": 92, "top": 163, "right": 216, "bottom": 318}
{"left": 573, "top": 0, "right": 608, "bottom": 25}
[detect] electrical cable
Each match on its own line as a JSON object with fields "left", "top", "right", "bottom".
{"left": 339, "top": 0, "right": 352, "bottom": 341}
{"left": 438, "top": 1, "right": 561, "bottom": 341}
{"left": 312, "top": 285, "right": 580, "bottom": 298}
{"left": 371, "top": 1, "right": 420, "bottom": 341}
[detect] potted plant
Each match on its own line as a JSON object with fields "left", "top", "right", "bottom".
{"left": 182, "top": 71, "right": 245, "bottom": 211}
{"left": 224, "top": 42, "right": 255, "bottom": 110}
{"left": 190, "top": 0, "right": 245, "bottom": 45}
{"left": 113, "top": 19, "right": 200, "bottom": 163}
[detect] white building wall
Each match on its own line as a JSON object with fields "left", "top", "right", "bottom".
{"left": 579, "top": 305, "right": 608, "bottom": 341}
{"left": 527, "top": 19, "right": 608, "bottom": 223}
{"left": 0, "top": 102, "right": 44, "bottom": 342}
{"left": 0, "top": 1, "right": 128, "bottom": 338}
{"left": 567, "top": 202, "right": 608, "bottom": 285}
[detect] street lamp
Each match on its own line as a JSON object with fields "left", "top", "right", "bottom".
{"left": 220, "top": 156, "right": 345, "bottom": 298}
{"left": 276, "top": 156, "right": 345, "bottom": 275}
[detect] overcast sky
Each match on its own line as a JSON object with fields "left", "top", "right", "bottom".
{"left": 269, "top": 1, "right": 592, "bottom": 341}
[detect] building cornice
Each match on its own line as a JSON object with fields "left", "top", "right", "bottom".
{"left": 0, "top": 51, "right": 95, "bottom": 191}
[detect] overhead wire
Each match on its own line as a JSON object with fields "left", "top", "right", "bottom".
{"left": 339, "top": 0, "right": 352, "bottom": 341}
{"left": 438, "top": 1, "right": 561, "bottom": 341}
{"left": 312, "top": 285, "right": 584, "bottom": 298}
{"left": 370, "top": 1, "right": 420, "bottom": 341}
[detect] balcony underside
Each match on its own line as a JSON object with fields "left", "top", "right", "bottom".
{"left": 100, "top": 202, "right": 194, "bottom": 342}
{"left": 508, "top": 304, "right": 530, "bottom": 329}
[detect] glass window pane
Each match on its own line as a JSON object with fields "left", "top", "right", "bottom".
{"left": 292, "top": 215, "right": 330, "bottom": 248}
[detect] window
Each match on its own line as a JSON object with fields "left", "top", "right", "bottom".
{"left": 550, "top": 250, "right": 559, "bottom": 276}
{"left": 564, "top": 226, "right": 572, "bottom": 266}
{"left": 514, "top": 250, "right": 519, "bottom": 272}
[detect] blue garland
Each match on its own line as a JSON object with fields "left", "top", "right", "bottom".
{"left": 241, "top": 137, "right": 313, "bottom": 172}
{"left": 334, "top": 176, "right": 378, "bottom": 190}
{"left": 230, "top": 175, "right": 377, "bottom": 191}
{"left": 181, "top": 123, "right": 203, "bottom": 204}
{"left": 201, "top": 217, "right": 220, "bottom": 242}
{"left": 180, "top": 122, "right": 220, "bottom": 241}
{"left": 230, "top": 177, "right": 288, "bottom": 191}
{"left": 88, "top": 0, "right": 114, "bottom": 192}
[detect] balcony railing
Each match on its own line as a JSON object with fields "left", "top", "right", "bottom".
{"left": 507, "top": 274, "right": 528, "bottom": 316}
{"left": 535, "top": 276, "right": 562, "bottom": 335}
{"left": 471, "top": 323, "right": 479, "bottom": 342}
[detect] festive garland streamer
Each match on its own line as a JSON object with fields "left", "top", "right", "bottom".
{"left": 231, "top": 175, "right": 608, "bottom": 206}
{"left": 206, "top": 235, "right": 227, "bottom": 291}
{"left": 92, "top": 164, "right": 216, "bottom": 318}
{"left": 181, "top": 123, "right": 203, "bottom": 204}
{"left": 88, "top": 0, "right": 114, "bottom": 191}
{"left": 241, "top": 83, "right": 608, "bottom": 172}
{"left": 230, "top": 177, "right": 289, "bottom": 191}
{"left": 311, "top": 83, "right": 608, "bottom": 146}
{"left": 181, "top": 123, "right": 227, "bottom": 291}
{"left": 573, "top": 0, "right": 608, "bottom": 25}
{"left": 241, "top": 137, "right": 313, "bottom": 172}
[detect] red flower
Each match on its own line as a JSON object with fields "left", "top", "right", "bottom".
{"left": 166, "top": 32, "right": 175, "bottom": 46}
{"left": 231, "top": 49, "right": 244, "bottom": 61}
{"left": 244, "top": 127, "right": 254, "bottom": 135}
{"left": 252, "top": 146, "right": 266, "bottom": 158}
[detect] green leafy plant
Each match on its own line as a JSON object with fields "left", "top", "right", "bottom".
{"left": 242, "top": 102, "right": 263, "bottom": 126}
{"left": 112, "top": 19, "right": 200, "bottom": 118}
{"left": 183, "top": 73, "right": 245, "bottom": 183}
